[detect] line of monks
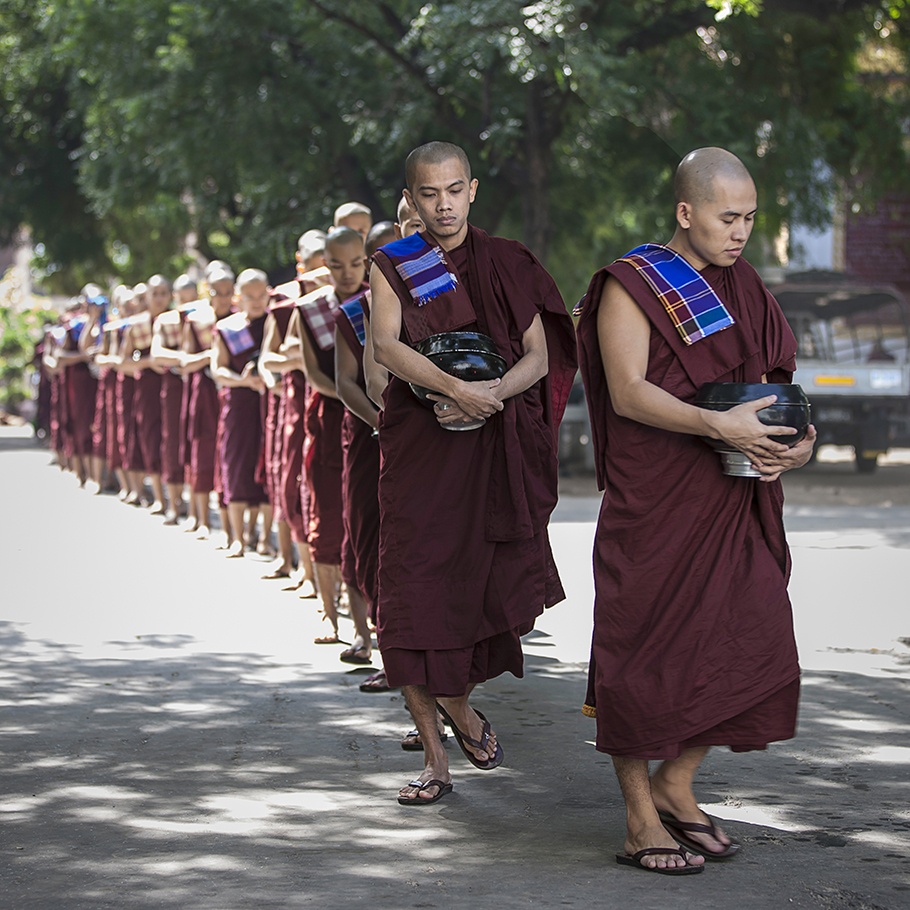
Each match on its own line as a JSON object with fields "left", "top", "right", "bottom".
{"left": 39, "top": 199, "right": 424, "bottom": 677}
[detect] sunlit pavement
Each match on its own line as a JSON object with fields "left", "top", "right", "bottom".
{"left": 1, "top": 426, "right": 908, "bottom": 909}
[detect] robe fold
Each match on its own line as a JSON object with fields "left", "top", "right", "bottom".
{"left": 281, "top": 370, "right": 308, "bottom": 543}
{"left": 576, "top": 253, "right": 801, "bottom": 759}
{"left": 117, "top": 372, "right": 143, "bottom": 473}
{"left": 216, "top": 314, "right": 267, "bottom": 505}
{"left": 334, "top": 297, "right": 380, "bottom": 612}
{"left": 186, "top": 319, "right": 220, "bottom": 493}
{"left": 103, "top": 368, "right": 121, "bottom": 470}
{"left": 372, "top": 225, "right": 576, "bottom": 697}
{"left": 264, "top": 301, "right": 298, "bottom": 519}
{"left": 91, "top": 366, "right": 108, "bottom": 459}
{"left": 64, "top": 319, "right": 97, "bottom": 458}
{"left": 298, "top": 288, "right": 347, "bottom": 564}
{"left": 160, "top": 371, "right": 184, "bottom": 485}
{"left": 134, "top": 366, "right": 162, "bottom": 474}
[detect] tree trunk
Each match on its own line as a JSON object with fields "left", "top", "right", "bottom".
{"left": 522, "top": 80, "right": 551, "bottom": 264}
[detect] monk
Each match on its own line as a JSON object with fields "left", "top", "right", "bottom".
{"left": 575, "top": 148, "right": 816, "bottom": 874}
{"left": 333, "top": 201, "right": 372, "bottom": 239}
{"left": 183, "top": 267, "right": 235, "bottom": 540}
{"left": 81, "top": 289, "right": 112, "bottom": 493}
{"left": 151, "top": 282, "right": 193, "bottom": 525}
{"left": 272, "top": 229, "right": 331, "bottom": 301}
{"left": 125, "top": 275, "right": 172, "bottom": 514}
{"left": 173, "top": 274, "right": 198, "bottom": 305}
{"left": 333, "top": 221, "right": 397, "bottom": 664}
{"left": 94, "top": 286, "right": 132, "bottom": 498}
{"left": 211, "top": 268, "right": 270, "bottom": 557}
{"left": 287, "top": 226, "right": 368, "bottom": 643}
{"left": 113, "top": 283, "right": 148, "bottom": 505}
{"left": 370, "top": 141, "right": 576, "bottom": 804}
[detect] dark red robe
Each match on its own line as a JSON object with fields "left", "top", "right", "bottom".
{"left": 116, "top": 369, "right": 143, "bottom": 473}
{"left": 215, "top": 314, "right": 268, "bottom": 504}
{"left": 185, "top": 316, "right": 220, "bottom": 493}
{"left": 576, "top": 253, "right": 801, "bottom": 759}
{"left": 298, "top": 289, "right": 347, "bottom": 564}
{"left": 334, "top": 297, "right": 380, "bottom": 612}
{"left": 103, "top": 367, "right": 121, "bottom": 470}
{"left": 372, "top": 226, "right": 576, "bottom": 697}
{"left": 159, "top": 370, "right": 184, "bottom": 485}
{"left": 281, "top": 370, "right": 308, "bottom": 543}
{"left": 134, "top": 365, "right": 162, "bottom": 474}
{"left": 64, "top": 320, "right": 97, "bottom": 458}
{"left": 91, "top": 364, "right": 107, "bottom": 459}
{"left": 263, "top": 301, "right": 297, "bottom": 517}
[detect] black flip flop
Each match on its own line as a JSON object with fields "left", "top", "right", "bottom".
{"left": 400, "top": 728, "right": 449, "bottom": 752}
{"left": 397, "top": 779, "right": 453, "bottom": 806}
{"left": 659, "top": 812, "right": 741, "bottom": 860}
{"left": 436, "top": 705, "right": 503, "bottom": 770}
{"left": 615, "top": 846, "right": 703, "bottom": 875}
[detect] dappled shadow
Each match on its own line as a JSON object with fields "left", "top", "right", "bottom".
{"left": 2, "top": 620, "right": 909, "bottom": 908}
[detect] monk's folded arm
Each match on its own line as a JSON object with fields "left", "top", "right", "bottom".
{"left": 300, "top": 326, "right": 339, "bottom": 399}
{"left": 211, "top": 335, "right": 253, "bottom": 389}
{"left": 361, "top": 315, "right": 389, "bottom": 409}
{"left": 369, "top": 263, "right": 498, "bottom": 417}
{"left": 492, "top": 314, "right": 548, "bottom": 401}
{"left": 150, "top": 333, "right": 183, "bottom": 370}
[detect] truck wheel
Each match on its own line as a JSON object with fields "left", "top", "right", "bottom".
{"left": 855, "top": 452, "right": 879, "bottom": 474}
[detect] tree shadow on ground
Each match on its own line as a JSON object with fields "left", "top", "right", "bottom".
{"left": 1, "top": 623, "right": 909, "bottom": 909}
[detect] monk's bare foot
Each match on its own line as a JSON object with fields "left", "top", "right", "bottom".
{"left": 149, "top": 500, "right": 165, "bottom": 515}
{"left": 339, "top": 637, "right": 372, "bottom": 664}
{"left": 296, "top": 577, "right": 317, "bottom": 599}
{"left": 226, "top": 539, "right": 245, "bottom": 558}
{"left": 256, "top": 541, "right": 276, "bottom": 559}
{"left": 195, "top": 525, "right": 211, "bottom": 541}
{"left": 397, "top": 764, "right": 452, "bottom": 804}
{"left": 214, "top": 532, "right": 232, "bottom": 550}
{"left": 124, "top": 491, "right": 141, "bottom": 507}
{"left": 622, "top": 820, "right": 705, "bottom": 871}
{"left": 184, "top": 518, "right": 200, "bottom": 533}
{"left": 650, "top": 773, "right": 735, "bottom": 857}
{"left": 163, "top": 510, "right": 179, "bottom": 526}
{"left": 261, "top": 562, "right": 292, "bottom": 580}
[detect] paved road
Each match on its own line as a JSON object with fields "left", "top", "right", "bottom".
{"left": 1, "top": 427, "right": 908, "bottom": 909}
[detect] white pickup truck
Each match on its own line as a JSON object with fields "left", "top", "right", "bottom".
{"left": 772, "top": 271, "right": 910, "bottom": 472}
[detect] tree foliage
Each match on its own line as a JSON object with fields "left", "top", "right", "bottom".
{"left": 1, "top": 0, "right": 908, "bottom": 303}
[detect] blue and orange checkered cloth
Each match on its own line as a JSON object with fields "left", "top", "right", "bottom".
{"left": 575, "top": 243, "right": 735, "bottom": 345}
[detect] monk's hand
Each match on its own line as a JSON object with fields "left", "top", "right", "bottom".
{"left": 706, "top": 395, "right": 797, "bottom": 462}
{"left": 751, "top": 425, "right": 817, "bottom": 482}
{"left": 429, "top": 396, "right": 471, "bottom": 427}
{"left": 443, "top": 378, "right": 504, "bottom": 420}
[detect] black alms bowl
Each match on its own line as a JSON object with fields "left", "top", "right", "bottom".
{"left": 409, "top": 331, "right": 507, "bottom": 403}
{"left": 694, "top": 382, "right": 811, "bottom": 446}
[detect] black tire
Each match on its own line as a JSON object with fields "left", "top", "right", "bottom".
{"left": 855, "top": 452, "right": 879, "bottom": 474}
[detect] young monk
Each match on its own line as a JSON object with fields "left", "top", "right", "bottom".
{"left": 370, "top": 142, "right": 576, "bottom": 805}
{"left": 125, "top": 275, "right": 172, "bottom": 514}
{"left": 286, "top": 226, "right": 368, "bottom": 643}
{"left": 272, "top": 229, "right": 331, "bottom": 301}
{"left": 183, "top": 267, "right": 235, "bottom": 540}
{"left": 151, "top": 283, "right": 194, "bottom": 524}
{"left": 333, "top": 221, "right": 397, "bottom": 664}
{"left": 211, "top": 269, "right": 270, "bottom": 557}
{"left": 333, "top": 201, "right": 372, "bottom": 240}
{"left": 81, "top": 289, "right": 111, "bottom": 493}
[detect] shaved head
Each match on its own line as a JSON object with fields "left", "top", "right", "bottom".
{"left": 674, "top": 147, "right": 753, "bottom": 207}
{"left": 324, "top": 225, "right": 364, "bottom": 255}
{"left": 365, "top": 221, "right": 396, "bottom": 258}
{"left": 405, "top": 141, "right": 471, "bottom": 191}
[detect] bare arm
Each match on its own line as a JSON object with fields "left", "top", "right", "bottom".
{"left": 369, "top": 262, "right": 502, "bottom": 421}
{"left": 211, "top": 334, "right": 264, "bottom": 391}
{"left": 362, "top": 314, "right": 388, "bottom": 409}
{"left": 299, "top": 317, "right": 338, "bottom": 399}
{"left": 335, "top": 327, "right": 379, "bottom": 430}
{"left": 151, "top": 320, "right": 184, "bottom": 371}
{"left": 596, "top": 276, "right": 813, "bottom": 480}
{"left": 259, "top": 312, "right": 303, "bottom": 386}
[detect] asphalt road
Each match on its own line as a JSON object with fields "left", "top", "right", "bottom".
{"left": 1, "top": 428, "right": 908, "bottom": 909}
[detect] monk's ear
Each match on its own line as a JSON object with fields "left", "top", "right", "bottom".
{"left": 403, "top": 187, "right": 415, "bottom": 210}
{"left": 468, "top": 178, "right": 478, "bottom": 203}
{"left": 676, "top": 201, "right": 693, "bottom": 230}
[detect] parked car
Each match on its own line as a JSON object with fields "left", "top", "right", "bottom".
{"left": 773, "top": 270, "right": 910, "bottom": 472}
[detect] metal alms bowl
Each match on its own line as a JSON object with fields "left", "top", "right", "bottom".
{"left": 409, "top": 331, "right": 507, "bottom": 404}
{"left": 694, "top": 382, "right": 811, "bottom": 477}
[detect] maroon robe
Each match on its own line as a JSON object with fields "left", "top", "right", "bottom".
{"left": 117, "top": 371, "right": 143, "bottom": 472}
{"left": 334, "top": 296, "right": 380, "bottom": 612}
{"left": 264, "top": 301, "right": 297, "bottom": 517}
{"left": 63, "top": 319, "right": 97, "bottom": 458}
{"left": 576, "top": 253, "right": 801, "bottom": 759}
{"left": 298, "top": 289, "right": 347, "bottom": 564}
{"left": 216, "top": 313, "right": 268, "bottom": 504}
{"left": 49, "top": 368, "right": 65, "bottom": 454}
{"left": 282, "top": 370, "right": 308, "bottom": 543}
{"left": 103, "top": 368, "right": 121, "bottom": 470}
{"left": 91, "top": 366, "right": 108, "bottom": 459}
{"left": 160, "top": 370, "right": 184, "bottom": 485}
{"left": 186, "top": 320, "right": 220, "bottom": 493}
{"left": 372, "top": 226, "right": 576, "bottom": 697}
{"left": 134, "top": 365, "right": 162, "bottom": 474}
